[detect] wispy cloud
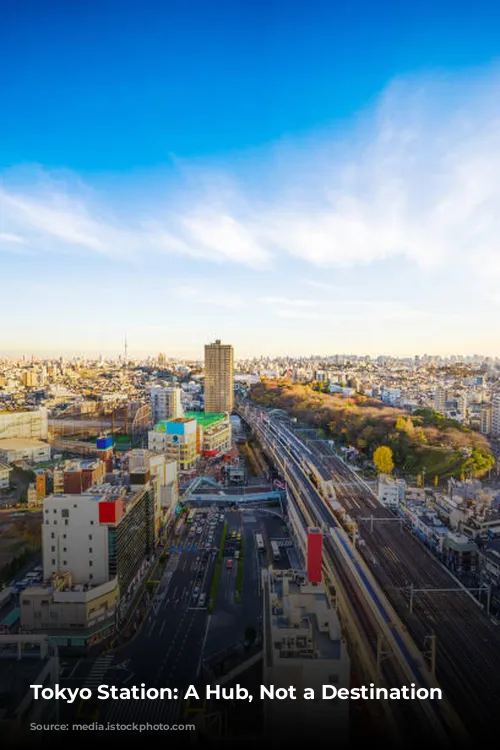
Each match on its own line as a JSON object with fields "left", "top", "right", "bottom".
{"left": 2, "top": 67, "right": 500, "bottom": 289}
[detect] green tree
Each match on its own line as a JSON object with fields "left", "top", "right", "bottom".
{"left": 373, "top": 445, "right": 395, "bottom": 474}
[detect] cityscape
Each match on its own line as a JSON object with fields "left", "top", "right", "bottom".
{"left": 3, "top": 0, "right": 500, "bottom": 747}
{"left": 2, "top": 341, "right": 500, "bottom": 745}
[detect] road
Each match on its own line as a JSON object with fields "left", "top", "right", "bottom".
{"left": 241, "top": 403, "right": 500, "bottom": 743}
{"left": 61, "top": 506, "right": 272, "bottom": 728}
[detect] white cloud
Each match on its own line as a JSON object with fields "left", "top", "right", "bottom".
{"left": 2, "top": 67, "right": 500, "bottom": 288}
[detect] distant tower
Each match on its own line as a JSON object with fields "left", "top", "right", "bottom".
{"left": 124, "top": 335, "right": 128, "bottom": 363}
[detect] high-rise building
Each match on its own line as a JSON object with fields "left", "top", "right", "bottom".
{"left": 204, "top": 339, "right": 234, "bottom": 414}
{"left": 434, "top": 385, "right": 447, "bottom": 415}
{"left": 491, "top": 396, "right": 500, "bottom": 438}
{"left": 148, "top": 385, "right": 184, "bottom": 422}
{"left": 480, "top": 403, "right": 492, "bottom": 436}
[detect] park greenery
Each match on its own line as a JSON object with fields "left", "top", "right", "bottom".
{"left": 250, "top": 381, "right": 495, "bottom": 480}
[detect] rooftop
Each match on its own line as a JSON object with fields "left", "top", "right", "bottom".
{"left": 185, "top": 411, "right": 226, "bottom": 428}
{"left": 0, "top": 438, "right": 49, "bottom": 449}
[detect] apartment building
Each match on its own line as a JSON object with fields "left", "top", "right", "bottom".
{"left": 53, "top": 458, "right": 106, "bottom": 494}
{"left": 147, "top": 385, "right": 184, "bottom": 422}
{"left": 204, "top": 339, "right": 234, "bottom": 414}
{"left": 491, "top": 395, "right": 500, "bottom": 438}
{"left": 481, "top": 403, "right": 492, "bottom": 435}
{"left": 42, "top": 482, "right": 155, "bottom": 596}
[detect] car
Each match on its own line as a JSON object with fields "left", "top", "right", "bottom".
{"left": 235, "top": 551, "right": 240, "bottom": 559}
{"left": 198, "top": 593, "right": 206, "bottom": 607}
{"left": 226, "top": 559, "right": 233, "bottom": 569}
{"left": 193, "top": 587, "right": 200, "bottom": 598}
{"left": 231, "top": 531, "right": 236, "bottom": 538}
{"left": 237, "top": 533, "right": 242, "bottom": 540}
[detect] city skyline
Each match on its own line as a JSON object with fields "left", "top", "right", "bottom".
{"left": 2, "top": 2, "right": 500, "bottom": 357}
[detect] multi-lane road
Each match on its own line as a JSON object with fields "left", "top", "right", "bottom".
{"left": 240, "top": 402, "right": 500, "bottom": 744}
{"left": 62, "top": 506, "right": 280, "bottom": 729}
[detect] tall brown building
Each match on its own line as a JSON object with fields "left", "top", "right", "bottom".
{"left": 204, "top": 339, "right": 234, "bottom": 414}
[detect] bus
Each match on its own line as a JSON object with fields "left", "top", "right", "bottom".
{"left": 187, "top": 509, "right": 196, "bottom": 524}
{"left": 255, "top": 533, "right": 265, "bottom": 551}
{"left": 271, "top": 541, "right": 280, "bottom": 561}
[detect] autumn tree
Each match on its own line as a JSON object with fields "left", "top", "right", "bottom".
{"left": 373, "top": 445, "right": 395, "bottom": 474}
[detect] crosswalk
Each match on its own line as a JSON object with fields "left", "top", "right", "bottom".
{"left": 273, "top": 538, "right": 293, "bottom": 548}
{"left": 106, "top": 692, "right": 184, "bottom": 726}
{"left": 170, "top": 544, "right": 198, "bottom": 552}
{"left": 85, "top": 655, "right": 114, "bottom": 688}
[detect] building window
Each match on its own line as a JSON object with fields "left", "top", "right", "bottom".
{"left": 51, "top": 533, "right": 55, "bottom": 539}
{"left": 73, "top": 504, "right": 77, "bottom": 508}
{"left": 65, "top": 520, "right": 68, "bottom": 525}
{"left": 50, "top": 611, "right": 58, "bottom": 619}
{"left": 89, "top": 534, "right": 92, "bottom": 540}
{"left": 89, "top": 561, "right": 93, "bottom": 567}
{"left": 61, "top": 509, "right": 69, "bottom": 518}
{"left": 63, "top": 560, "right": 67, "bottom": 565}
{"left": 89, "top": 548, "right": 93, "bottom": 553}
{"left": 34, "top": 612, "right": 41, "bottom": 619}
{"left": 51, "top": 559, "right": 56, "bottom": 565}
{"left": 54, "top": 520, "right": 57, "bottom": 525}
{"left": 90, "top": 521, "right": 94, "bottom": 525}
{"left": 63, "top": 534, "right": 67, "bottom": 539}
{"left": 22, "top": 599, "right": 30, "bottom": 605}
{"left": 51, "top": 546, "right": 55, "bottom": 552}
{"left": 53, "top": 509, "right": 57, "bottom": 513}
{"left": 44, "top": 509, "right": 49, "bottom": 514}
{"left": 63, "top": 547, "right": 67, "bottom": 552}
{"left": 89, "top": 573, "right": 93, "bottom": 580}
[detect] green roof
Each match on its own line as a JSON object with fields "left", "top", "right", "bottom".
{"left": 184, "top": 411, "right": 226, "bottom": 428}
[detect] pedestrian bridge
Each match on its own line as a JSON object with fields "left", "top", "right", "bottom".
{"left": 181, "top": 476, "right": 284, "bottom": 504}
{"left": 183, "top": 491, "right": 284, "bottom": 504}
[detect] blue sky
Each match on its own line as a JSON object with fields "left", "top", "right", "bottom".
{"left": 2, "top": 0, "right": 500, "bottom": 359}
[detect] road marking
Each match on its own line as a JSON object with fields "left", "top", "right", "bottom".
{"left": 110, "top": 659, "right": 130, "bottom": 670}
{"left": 123, "top": 671, "right": 134, "bottom": 684}
{"left": 68, "top": 658, "right": 82, "bottom": 678}
{"left": 159, "top": 621, "right": 166, "bottom": 637}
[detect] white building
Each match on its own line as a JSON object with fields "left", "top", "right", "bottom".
{"left": 147, "top": 386, "right": 184, "bottom": 422}
{"left": 262, "top": 568, "right": 350, "bottom": 743}
{"left": 0, "top": 408, "right": 48, "bottom": 440}
{"left": 378, "top": 473, "right": 406, "bottom": 509}
{"left": 0, "top": 438, "right": 51, "bottom": 464}
{"left": 43, "top": 493, "right": 111, "bottom": 585}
